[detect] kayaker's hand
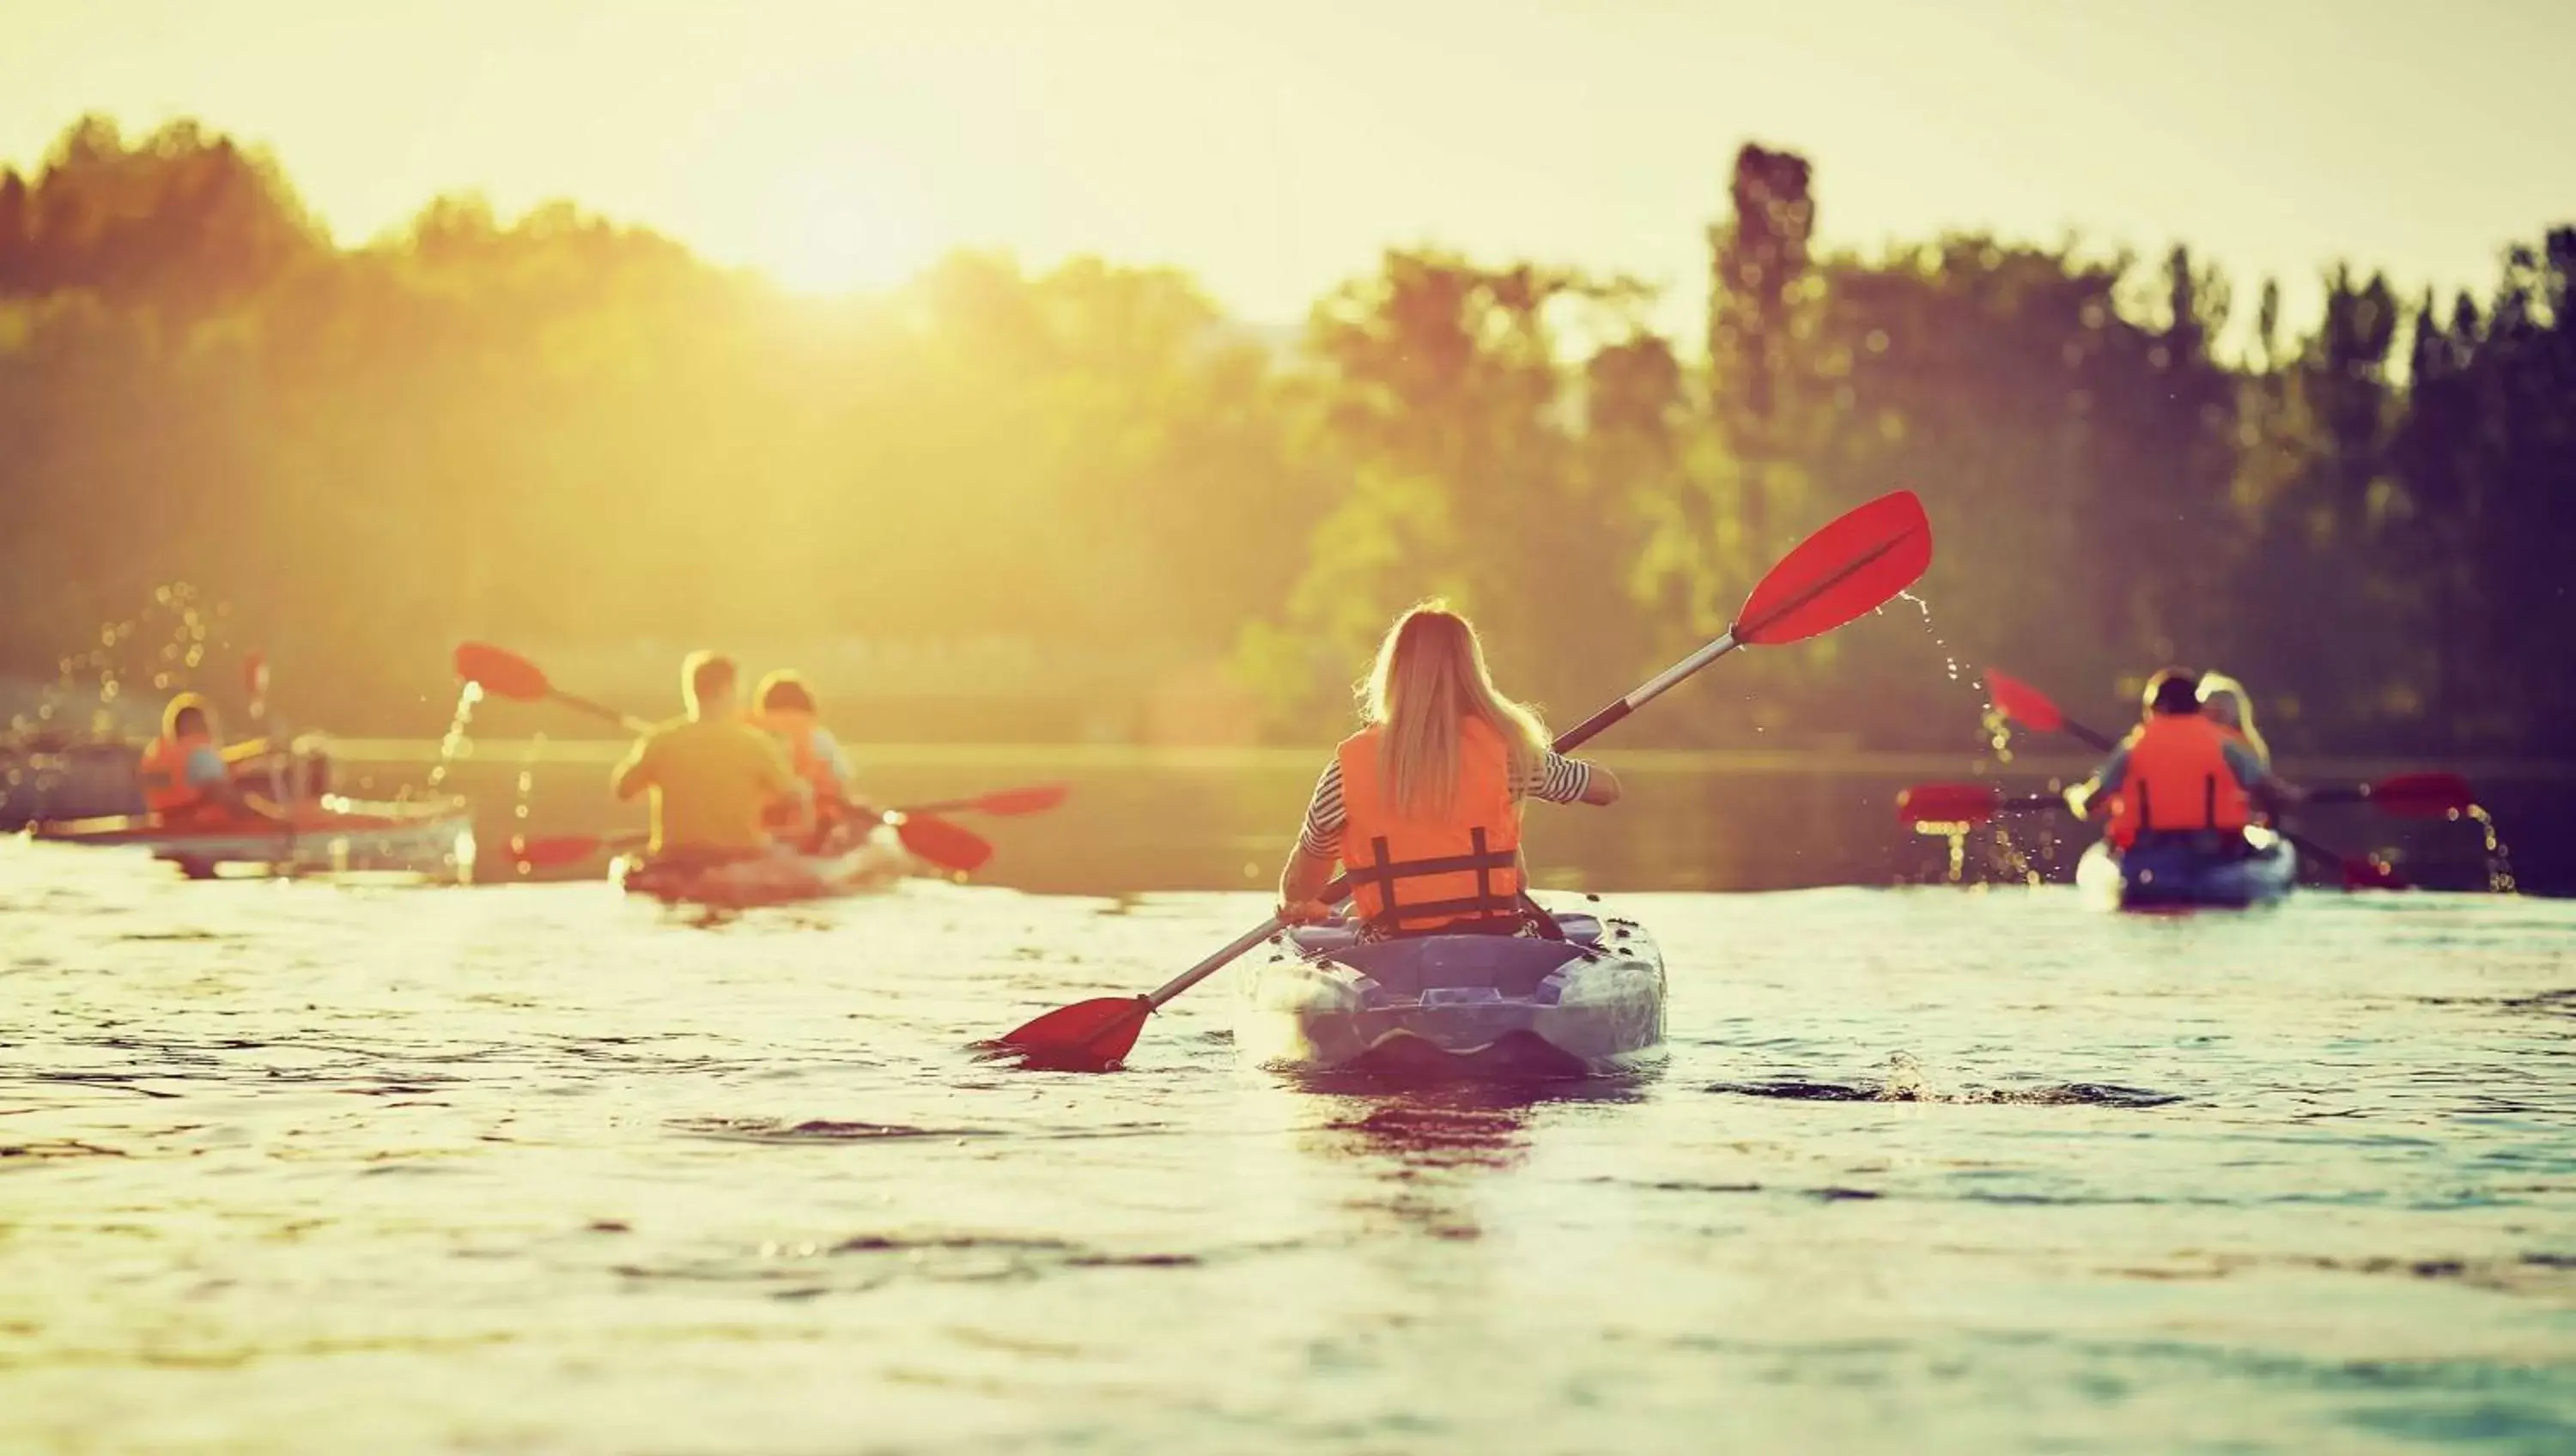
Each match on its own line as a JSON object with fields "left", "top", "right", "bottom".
{"left": 2063, "top": 784, "right": 2095, "bottom": 820}
{"left": 1277, "top": 899, "right": 1334, "bottom": 925}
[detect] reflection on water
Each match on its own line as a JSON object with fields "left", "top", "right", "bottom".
{"left": 3, "top": 845, "right": 2574, "bottom": 1452}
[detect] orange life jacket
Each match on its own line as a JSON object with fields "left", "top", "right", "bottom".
{"left": 2105, "top": 713, "right": 2250, "bottom": 848}
{"left": 750, "top": 706, "right": 844, "bottom": 832}
{"left": 1336, "top": 716, "right": 1524, "bottom": 933}
{"left": 137, "top": 732, "right": 216, "bottom": 821}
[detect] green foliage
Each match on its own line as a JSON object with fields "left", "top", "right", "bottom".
{"left": 0, "top": 117, "right": 2567, "bottom": 754}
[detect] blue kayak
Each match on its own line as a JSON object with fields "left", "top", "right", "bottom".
{"left": 2076, "top": 828, "right": 2297, "bottom": 911}
{"left": 1236, "top": 910, "right": 1666, "bottom": 1077}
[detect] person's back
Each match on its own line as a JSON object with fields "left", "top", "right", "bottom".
{"left": 612, "top": 652, "right": 800, "bottom": 859}
{"left": 2070, "top": 668, "right": 2276, "bottom": 852}
{"left": 1278, "top": 604, "right": 1619, "bottom": 936}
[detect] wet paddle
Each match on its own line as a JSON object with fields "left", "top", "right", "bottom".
{"left": 507, "top": 786, "right": 1045, "bottom": 872}
{"left": 896, "top": 783, "right": 1071, "bottom": 817}
{"left": 509, "top": 810, "right": 994, "bottom": 876}
{"left": 986, "top": 488, "right": 1935, "bottom": 1072}
{"left": 455, "top": 643, "right": 995, "bottom": 876}
{"left": 453, "top": 642, "right": 653, "bottom": 733}
{"left": 1978, "top": 672, "right": 2475, "bottom": 889}
{"left": 1897, "top": 774, "right": 2473, "bottom": 829}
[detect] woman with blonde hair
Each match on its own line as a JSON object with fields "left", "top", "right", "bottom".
{"left": 2196, "top": 670, "right": 2270, "bottom": 769}
{"left": 1277, "top": 603, "right": 1620, "bottom": 937}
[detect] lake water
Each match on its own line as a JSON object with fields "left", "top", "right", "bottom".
{"left": 5, "top": 836, "right": 2573, "bottom": 1453}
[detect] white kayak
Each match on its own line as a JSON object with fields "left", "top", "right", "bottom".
{"left": 2075, "top": 827, "right": 2298, "bottom": 912}
{"left": 1237, "top": 909, "right": 1666, "bottom": 1077}
{"left": 32, "top": 794, "right": 476, "bottom": 883}
{"left": 611, "top": 826, "right": 914, "bottom": 911}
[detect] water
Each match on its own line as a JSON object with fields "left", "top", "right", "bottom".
{"left": 5, "top": 839, "right": 2573, "bottom": 1453}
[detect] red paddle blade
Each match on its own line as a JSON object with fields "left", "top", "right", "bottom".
{"left": 453, "top": 642, "right": 552, "bottom": 702}
{"left": 980, "top": 996, "right": 1152, "bottom": 1071}
{"left": 970, "top": 783, "right": 1069, "bottom": 816}
{"left": 2365, "top": 772, "right": 2476, "bottom": 818}
{"left": 1897, "top": 783, "right": 2000, "bottom": 827}
{"left": 509, "top": 834, "right": 604, "bottom": 869}
{"left": 1733, "top": 490, "right": 1933, "bottom": 646}
{"left": 1984, "top": 670, "right": 2065, "bottom": 733}
{"left": 892, "top": 813, "right": 993, "bottom": 875}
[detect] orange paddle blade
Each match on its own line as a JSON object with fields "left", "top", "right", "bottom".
{"left": 966, "top": 783, "right": 1069, "bottom": 816}
{"left": 891, "top": 813, "right": 993, "bottom": 875}
{"left": 2362, "top": 772, "right": 2476, "bottom": 818}
{"left": 1734, "top": 490, "right": 1933, "bottom": 646}
{"left": 453, "top": 642, "right": 551, "bottom": 702}
{"left": 1984, "top": 670, "right": 2065, "bottom": 733}
{"left": 1896, "top": 783, "right": 2002, "bottom": 827}
{"left": 981, "top": 996, "right": 1152, "bottom": 1071}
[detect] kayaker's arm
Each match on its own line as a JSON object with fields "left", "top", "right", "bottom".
{"left": 611, "top": 734, "right": 658, "bottom": 801}
{"left": 2065, "top": 746, "right": 2129, "bottom": 820}
{"left": 2227, "top": 740, "right": 2306, "bottom": 815}
{"left": 199, "top": 776, "right": 289, "bottom": 824}
{"left": 1528, "top": 750, "right": 1618, "bottom": 807}
{"left": 1277, "top": 843, "right": 1336, "bottom": 923}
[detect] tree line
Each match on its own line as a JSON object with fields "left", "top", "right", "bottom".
{"left": 3, "top": 117, "right": 2567, "bottom": 755}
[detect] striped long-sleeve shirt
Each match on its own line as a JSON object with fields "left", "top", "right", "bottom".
{"left": 1296, "top": 751, "right": 1594, "bottom": 859}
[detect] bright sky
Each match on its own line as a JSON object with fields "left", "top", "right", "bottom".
{"left": 4, "top": 0, "right": 2567, "bottom": 337}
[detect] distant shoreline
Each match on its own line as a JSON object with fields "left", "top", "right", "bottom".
{"left": 312, "top": 738, "right": 2576, "bottom": 783}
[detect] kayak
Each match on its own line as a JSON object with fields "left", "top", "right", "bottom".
{"left": 2075, "top": 827, "right": 2296, "bottom": 911}
{"left": 612, "top": 826, "right": 914, "bottom": 911}
{"left": 1237, "top": 909, "right": 1666, "bottom": 1077}
{"left": 32, "top": 794, "right": 476, "bottom": 883}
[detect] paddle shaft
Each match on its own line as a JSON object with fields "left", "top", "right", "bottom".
{"left": 550, "top": 690, "right": 654, "bottom": 735}
{"left": 1136, "top": 632, "right": 1742, "bottom": 1012}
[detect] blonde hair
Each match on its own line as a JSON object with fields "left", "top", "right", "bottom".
{"left": 1360, "top": 603, "right": 1548, "bottom": 817}
{"left": 2196, "top": 671, "right": 2270, "bottom": 768}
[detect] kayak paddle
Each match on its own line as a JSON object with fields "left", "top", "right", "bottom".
{"left": 1894, "top": 783, "right": 2063, "bottom": 827}
{"left": 453, "top": 642, "right": 655, "bottom": 733}
{"left": 507, "top": 786, "right": 1040, "bottom": 873}
{"left": 984, "top": 488, "right": 1935, "bottom": 1072}
{"left": 456, "top": 642, "right": 994, "bottom": 876}
{"left": 1978, "top": 672, "right": 2474, "bottom": 889}
{"left": 896, "top": 783, "right": 1071, "bottom": 817}
{"left": 1895, "top": 774, "right": 2471, "bottom": 831}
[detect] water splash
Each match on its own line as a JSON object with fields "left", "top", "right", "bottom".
{"left": 2461, "top": 804, "right": 2519, "bottom": 895}
{"left": 418, "top": 681, "right": 483, "bottom": 799}
{"left": 1883, "top": 589, "right": 2057, "bottom": 885}
{"left": 508, "top": 731, "right": 545, "bottom": 877}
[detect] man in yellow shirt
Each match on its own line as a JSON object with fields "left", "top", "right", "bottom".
{"left": 611, "top": 652, "right": 805, "bottom": 861}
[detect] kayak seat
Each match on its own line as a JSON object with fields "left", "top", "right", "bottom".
{"left": 1291, "top": 913, "right": 1607, "bottom": 1002}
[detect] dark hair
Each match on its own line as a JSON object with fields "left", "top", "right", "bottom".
{"left": 683, "top": 651, "right": 738, "bottom": 710}
{"left": 756, "top": 671, "right": 817, "bottom": 715}
{"left": 2145, "top": 667, "right": 2202, "bottom": 715}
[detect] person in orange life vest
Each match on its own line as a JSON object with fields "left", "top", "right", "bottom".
{"left": 750, "top": 671, "right": 863, "bottom": 847}
{"left": 137, "top": 693, "right": 281, "bottom": 827}
{"left": 2065, "top": 668, "right": 2301, "bottom": 852}
{"left": 1275, "top": 604, "right": 1621, "bottom": 937}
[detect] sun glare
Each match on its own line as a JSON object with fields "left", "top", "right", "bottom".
{"left": 755, "top": 161, "right": 939, "bottom": 297}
